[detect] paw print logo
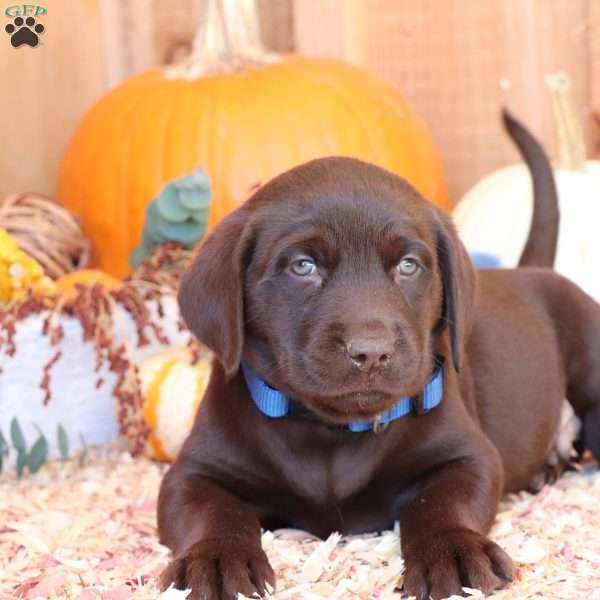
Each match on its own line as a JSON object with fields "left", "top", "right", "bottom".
{"left": 5, "top": 16, "right": 45, "bottom": 48}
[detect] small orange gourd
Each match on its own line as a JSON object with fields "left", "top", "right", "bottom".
{"left": 56, "top": 269, "right": 122, "bottom": 298}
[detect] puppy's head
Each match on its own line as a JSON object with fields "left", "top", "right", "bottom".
{"left": 179, "top": 157, "right": 476, "bottom": 423}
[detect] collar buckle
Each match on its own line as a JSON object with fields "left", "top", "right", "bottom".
{"left": 372, "top": 415, "right": 389, "bottom": 434}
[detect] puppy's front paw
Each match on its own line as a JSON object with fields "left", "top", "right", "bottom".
{"left": 161, "top": 538, "right": 275, "bottom": 600}
{"left": 403, "top": 528, "right": 513, "bottom": 600}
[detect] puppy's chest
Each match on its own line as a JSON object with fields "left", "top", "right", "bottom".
{"left": 284, "top": 446, "right": 372, "bottom": 501}
{"left": 255, "top": 434, "right": 407, "bottom": 534}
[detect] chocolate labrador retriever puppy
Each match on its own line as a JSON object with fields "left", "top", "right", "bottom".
{"left": 158, "top": 117, "right": 600, "bottom": 599}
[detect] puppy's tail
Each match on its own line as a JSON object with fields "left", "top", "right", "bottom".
{"left": 502, "top": 109, "right": 560, "bottom": 268}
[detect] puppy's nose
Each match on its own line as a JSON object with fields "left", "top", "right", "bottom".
{"left": 346, "top": 337, "right": 394, "bottom": 371}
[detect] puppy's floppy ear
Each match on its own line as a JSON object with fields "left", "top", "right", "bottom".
{"left": 178, "top": 208, "right": 253, "bottom": 378}
{"left": 434, "top": 211, "right": 477, "bottom": 371}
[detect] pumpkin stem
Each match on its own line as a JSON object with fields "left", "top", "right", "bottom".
{"left": 165, "top": 0, "right": 279, "bottom": 80}
{"left": 546, "top": 73, "right": 587, "bottom": 171}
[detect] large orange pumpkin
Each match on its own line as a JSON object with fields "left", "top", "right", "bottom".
{"left": 58, "top": 0, "right": 448, "bottom": 277}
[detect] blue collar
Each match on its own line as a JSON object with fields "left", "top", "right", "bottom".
{"left": 240, "top": 358, "right": 444, "bottom": 433}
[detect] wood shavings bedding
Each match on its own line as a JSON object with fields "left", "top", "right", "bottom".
{"left": 1, "top": 452, "right": 599, "bottom": 599}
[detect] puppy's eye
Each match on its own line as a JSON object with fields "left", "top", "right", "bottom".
{"left": 290, "top": 257, "right": 317, "bottom": 277}
{"left": 396, "top": 256, "right": 421, "bottom": 277}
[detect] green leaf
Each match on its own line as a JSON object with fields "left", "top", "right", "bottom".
{"left": 16, "top": 450, "right": 27, "bottom": 478}
{"left": 57, "top": 425, "right": 69, "bottom": 461}
{"left": 157, "top": 219, "right": 202, "bottom": 246}
{"left": 0, "top": 429, "right": 8, "bottom": 458}
{"left": 10, "top": 418, "right": 26, "bottom": 452}
{"left": 78, "top": 434, "right": 88, "bottom": 466}
{"left": 27, "top": 435, "right": 48, "bottom": 474}
{"left": 129, "top": 245, "right": 145, "bottom": 269}
{"left": 156, "top": 187, "right": 190, "bottom": 223}
{"left": 141, "top": 225, "right": 159, "bottom": 248}
{"left": 131, "top": 167, "right": 211, "bottom": 267}
{"left": 179, "top": 187, "right": 212, "bottom": 211}
{"left": 178, "top": 168, "right": 211, "bottom": 192}
{"left": 145, "top": 202, "right": 165, "bottom": 243}
{"left": 190, "top": 202, "right": 211, "bottom": 227}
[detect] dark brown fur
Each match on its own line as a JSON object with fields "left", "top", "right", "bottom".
{"left": 158, "top": 156, "right": 600, "bottom": 600}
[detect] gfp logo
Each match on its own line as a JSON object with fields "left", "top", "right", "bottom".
{"left": 4, "top": 4, "right": 46, "bottom": 48}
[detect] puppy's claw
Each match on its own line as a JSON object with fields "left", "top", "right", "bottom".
{"left": 249, "top": 557, "right": 276, "bottom": 596}
{"left": 401, "top": 563, "right": 429, "bottom": 600}
{"left": 485, "top": 539, "right": 514, "bottom": 582}
{"left": 160, "top": 539, "right": 275, "bottom": 600}
{"left": 428, "top": 555, "right": 463, "bottom": 599}
{"left": 403, "top": 528, "right": 513, "bottom": 600}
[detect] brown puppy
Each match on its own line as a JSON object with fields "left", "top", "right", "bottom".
{"left": 158, "top": 157, "right": 600, "bottom": 599}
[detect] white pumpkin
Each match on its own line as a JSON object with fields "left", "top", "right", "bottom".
{"left": 453, "top": 73, "right": 600, "bottom": 302}
{"left": 0, "top": 295, "right": 189, "bottom": 467}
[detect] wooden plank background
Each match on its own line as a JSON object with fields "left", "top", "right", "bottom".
{"left": 0, "top": 0, "right": 293, "bottom": 200}
{"left": 1, "top": 0, "right": 598, "bottom": 204}
{"left": 295, "top": 0, "right": 596, "bottom": 200}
